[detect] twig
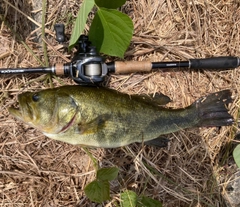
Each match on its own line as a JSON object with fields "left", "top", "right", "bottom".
{"left": 42, "top": 0, "right": 49, "bottom": 66}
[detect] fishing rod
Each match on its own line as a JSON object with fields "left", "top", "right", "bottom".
{"left": 1, "top": 25, "right": 239, "bottom": 84}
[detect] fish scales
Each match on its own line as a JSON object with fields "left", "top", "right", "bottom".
{"left": 9, "top": 86, "right": 234, "bottom": 148}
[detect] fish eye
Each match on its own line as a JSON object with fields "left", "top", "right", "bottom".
{"left": 32, "top": 93, "right": 40, "bottom": 102}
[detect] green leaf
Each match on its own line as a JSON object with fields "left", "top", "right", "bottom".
{"left": 69, "top": 0, "right": 95, "bottom": 49}
{"left": 84, "top": 180, "right": 110, "bottom": 203}
{"left": 95, "top": 0, "right": 126, "bottom": 9}
{"left": 138, "top": 196, "right": 162, "bottom": 207}
{"left": 120, "top": 190, "right": 138, "bottom": 207}
{"left": 97, "top": 167, "right": 119, "bottom": 181}
{"left": 88, "top": 8, "right": 133, "bottom": 58}
{"left": 233, "top": 144, "right": 240, "bottom": 168}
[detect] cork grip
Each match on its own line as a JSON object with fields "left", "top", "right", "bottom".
{"left": 55, "top": 63, "right": 65, "bottom": 75}
{"left": 114, "top": 61, "right": 152, "bottom": 74}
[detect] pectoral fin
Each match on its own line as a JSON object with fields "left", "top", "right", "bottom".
{"left": 144, "top": 136, "right": 169, "bottom": 148}
{"left": 78, "top": 114, "right": 111, "bottom": 135}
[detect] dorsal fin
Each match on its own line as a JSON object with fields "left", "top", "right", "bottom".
{"left": 132, "top": 92, "right": 171, "bottom": 106}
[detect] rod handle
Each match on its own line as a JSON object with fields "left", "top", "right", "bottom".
{"left": 111, "top": 61, "right": 152, "bottom": 74}
{"left": 190, "top": 56, "right": 240, "bottom": 69}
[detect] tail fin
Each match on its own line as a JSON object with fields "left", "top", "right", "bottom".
{"left": 195, "top": 90, "right": 234, "bottom": 127}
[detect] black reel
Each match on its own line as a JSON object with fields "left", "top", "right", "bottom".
{"left": 70, "top": 35, "right": 108, "bottom": 84}
{"left": 55, "top": 24, "right": 108, "bottom": 84}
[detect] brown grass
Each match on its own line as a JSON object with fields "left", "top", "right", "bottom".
{"left": 0, "top": 0, "right": 240, "bottom": 206}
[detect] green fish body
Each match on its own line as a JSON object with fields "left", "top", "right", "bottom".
{"left": 9, "top": 86, "right": 233, "bottom": 148}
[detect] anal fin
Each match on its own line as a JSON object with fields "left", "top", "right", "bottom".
{"left": 144, "top": 136, "right": 169, "bottom": 148}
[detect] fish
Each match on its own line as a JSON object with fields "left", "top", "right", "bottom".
{"left": 8, "top": 85, "right": 234, "bottom": 148}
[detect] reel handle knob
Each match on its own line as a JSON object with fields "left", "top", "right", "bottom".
{"left": 54, "top": 24, "right": 65, "bottom": 43}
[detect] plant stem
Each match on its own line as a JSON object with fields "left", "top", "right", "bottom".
{"left": 42, "top": 0, "right": 49, "bottom": 66}
{"left": 82, "top": 147, "right": 99, "bottom": 171}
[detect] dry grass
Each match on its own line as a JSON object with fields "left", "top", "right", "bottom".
{"left": 0, "top": 0, "right": 240, "bottom": 206}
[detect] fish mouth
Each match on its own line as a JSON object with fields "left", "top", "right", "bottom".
{"left": 8, "top": 107, "right": 23, "bottom": 120}
{"left": 9, "top": 100, "right": 34, "bottom": 122}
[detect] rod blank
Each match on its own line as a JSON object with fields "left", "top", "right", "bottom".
{"left": 0, "top": 67, "right": 55, "bottom": 74}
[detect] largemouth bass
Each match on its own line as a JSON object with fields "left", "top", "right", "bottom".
{"left": 9, "top": 86, "right": 234, "bottom": 148}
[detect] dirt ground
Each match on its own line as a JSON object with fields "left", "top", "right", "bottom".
{"left": 0, "top": 0, "right": 240, "bottom": 206}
